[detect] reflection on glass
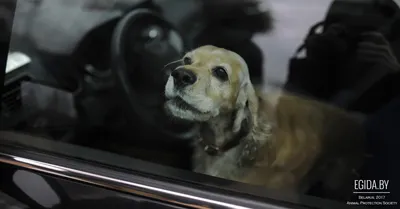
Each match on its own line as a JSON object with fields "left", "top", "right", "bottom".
{"left": 1, "top": 0, "right": 400, "bottom": 207}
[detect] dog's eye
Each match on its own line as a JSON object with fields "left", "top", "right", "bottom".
{"left": 212, "top": 66, "right": 228, "bottom": 81}
{"left": 183, "top": 57, "right": 193, "bottom": 65}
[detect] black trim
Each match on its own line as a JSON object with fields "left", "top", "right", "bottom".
{"left": 0, "top": 0, "right": 17, "bottom": 118}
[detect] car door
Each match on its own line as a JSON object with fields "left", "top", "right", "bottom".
{"left": 0, "top": 162, "right": 187, "bottom": 209}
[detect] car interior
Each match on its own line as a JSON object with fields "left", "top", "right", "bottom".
{"left": 1, "top": 0, "right": 400, "bottom": 208}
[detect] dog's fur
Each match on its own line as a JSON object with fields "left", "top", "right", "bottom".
{"left": 164, "top": 45, "right": 365, "bottom": 199}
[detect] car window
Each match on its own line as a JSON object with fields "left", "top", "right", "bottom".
{"left": 1, "top": 0, "right": 400, "bottom": 208}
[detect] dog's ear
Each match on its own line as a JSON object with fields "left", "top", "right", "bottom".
{"left": 232, "top": 82, "right": 255, "bottom": 134}
{"left": 232, "top": 101, "right": 253, "bottom": 139}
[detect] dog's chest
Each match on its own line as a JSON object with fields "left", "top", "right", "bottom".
{"left": 209, "top": 119, "right": 232, "bottom": 145}
{"left": 193, "top": 117, "right": 253, "bottom": 180}
{"left": 193, "top": 146, "right": 249, "bottom": 181}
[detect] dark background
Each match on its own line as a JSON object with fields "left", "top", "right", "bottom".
{"left": 8, "top": 0, "right": 333, "bottom": 87}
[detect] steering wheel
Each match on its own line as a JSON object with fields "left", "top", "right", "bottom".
{"left": 110, "top": 9, "right": 197, "bottom": 141}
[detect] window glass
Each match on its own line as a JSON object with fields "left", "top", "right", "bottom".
{"left": 0, "top": 191, "right": 28, "bottom": 209}
{"left": 2, "top": 0, "right": 400, "bottom": 208}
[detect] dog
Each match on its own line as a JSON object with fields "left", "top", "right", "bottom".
{"left": 164, "top": 45, "right": 365, "bottom": 200}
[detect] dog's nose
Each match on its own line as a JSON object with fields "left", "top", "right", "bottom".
{"left": 171, "top": 68, "right": 197, "bottom": 88}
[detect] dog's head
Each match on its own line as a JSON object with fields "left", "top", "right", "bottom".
{"left": 165, "top": 45, "right": 258, "bottom": 133}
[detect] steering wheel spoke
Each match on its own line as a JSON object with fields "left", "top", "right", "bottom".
{"left": 110, "top": 9, "right": 196, "bottom": 141}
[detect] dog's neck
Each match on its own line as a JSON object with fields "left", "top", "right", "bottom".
{"left": 200, "top": 112, "right": 238, "bottom": 146}
{"left": 196, "top": 113, "right": 244, "bottom": 156}
{"left": 193, "top": 94, "right": 277, "bottom": 179}
{"left": 197, "top": 96, "right": 272, "bottom": 157}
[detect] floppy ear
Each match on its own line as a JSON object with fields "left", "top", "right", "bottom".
{"left": 232, "top": 83, "right": 255, "bottom": 134}
{"left": 232, "top": 101, "right": 253, "bottom": 140}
